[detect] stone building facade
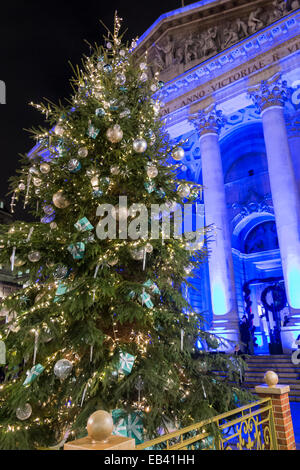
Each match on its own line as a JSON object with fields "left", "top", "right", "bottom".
{"left": 135, "top": 0, "right": 300, "bottom": 353}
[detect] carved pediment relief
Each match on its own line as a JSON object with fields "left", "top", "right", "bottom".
{"left": 134, "top": 0, "right": 300, "bottom": 82}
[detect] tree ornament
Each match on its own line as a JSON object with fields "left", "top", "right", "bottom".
{"left": 87, "top": 410, "right": 113, "bottom": 442}
{"left": 67, "top": 159, "right": 81, "bottom": 173}
{"left": 43, "top": 205, "right": 55, "bottom": 216}
{"left": 106, "top": 42, "right": 112, "bottom": 49}
{"left": 133, "top": 138, "right": 147, "bottom": 153}
{"left": 104, "top": 64, "right": 113, "bottom": 73}
{"left": 50, "top": 222, "right": 57, "bottom": 230}
{"left": 95, "top": 107, "right": 106, "bottom": 117}
{"left": 10, "top": 255, "right": 25, "bottom": 267}
{"left": 145, "top": 243, "right": 153, "bottom": 253}
{"left": 110, "top": 166, "right": 120, "bottom": 176}
{"left": 40, "top": 163, "right": 50, "bottom": 174}
{"left": 107, "top": 258, "right": 118, "bottom": 266}
{"left": 16, "top": 403, "right": 32, "bottom": 421}
{"left": 78, "top": 147, "right": 88, "bottom": 158}
{"left": 52, "top": 190, "right": 70, "bottom": 209}
{"left": 178, "top": 184, "right": 190, "bottom": 198}
{"left": 90, "top": 175, "right": 100, "bottom": 191}
{"left": 151, "top": 84, "right": 157, "bottom": 92}
{"left": 131, "top": 247, "right": 145, "bottom": 260}
{"left": 119, "top": 49, "right": 126, "bottom": 57}
{"left": 139, "top": 72, "right": 148, "bottom": 82}
{"left": 29, "top": 166, "right": 39, "bottom": 175}
{"left": 28, "top": 251, "right": 41, "bottom": 263}
{"left": 172, "top": 147, "right": 185, "bottom": 161}
{"left": 119, "top": 108, "right": 131, "bottom": 118}
{"left": 146, "top": 165, "right": 158, "bottom": 179}
{"left": 139, "top": 62, "right": 147, "bottom": 70}
{"left": 54, "top": 124, "right": 64, "bottom": 136}
{"left": 106, "top": 124, "right": 123, "bottom": 143}
{"left": 18, "top": 182, "right": 26, "bottom": 191}
{"left": 115, "top": 73, "right": 126, "bottom": 85}
{"left": 53, "top": 264, "right": 68, "bottom": 280}
{"left": 33, "top": 177, "right": 42, "bottom": 187}
{"left": 54, "top": 359, "right": 73, "bottom": 380}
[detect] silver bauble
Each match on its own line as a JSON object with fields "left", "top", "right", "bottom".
{"left": 147, "top": 166, "right": 158, "bottom": 179}
{"left": 40, "top": 163, "right": 50, "bottom": 174}
{"left": 145, "top": 243, "right": 153, "bottom": 253}
{"left": 178, "top": 184, "right": 190, "bottom": 199}
{"left": 140, "top": 72, "right": 148, "bottom": 82}
{"left": 54, "top": 359, "right": 73, "bottom": 380}
{"left": 54, "top": 124, "right": 64, "bottom": 136}
{"left": 50, "top": 222, "right": 58, "bottom": 230}
{"left": 110, "top": 166, "right": 120, "bottom": 176}
{"left": 16, "top": 403, "right": 32, "bottom": 421}
{"left": 78, "top": 147, "right": 88, "bottom": 158}
{"left": 29, "top": 166, "right": 39, "bottom": 175}
{"left": 172, "top": 147, "right": 185, "bottom": 161}
{"left": 106, "top": 125, "right": 123, "bottom": 144}
{"left": 52, "top": 190, "right": 70, "bottom": 209}
{"left": 90, "top": 176, "right": 100, "bottom": 191}
{"left": 133, "top": 138, "right": 147, "bottom": 153}
{"left": 43, "top": 205, "right": 55, "bottom": 215}
{"left": 131, "top": 247, "right": 145, "bottom": 260}
{"left": 28, "top": 251, "right": 41, "bottom": 263}
{"left": 115, "top": 73, "right": 126, "bottom": 85}
{"left": 18, "top": 182, "right": 26, "bottom": 191}
{"left": 33, "top": 177, "right": 42, "bottom": 187}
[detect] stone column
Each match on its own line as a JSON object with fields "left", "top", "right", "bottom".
{"left": 255, "top": 371, "right": 296, "bottom": 451}
{"left": 192, "top": 105, "right": 239, "bottom": 347}
{"left": 250, "top": 74, "right": 300, "bottom": 350}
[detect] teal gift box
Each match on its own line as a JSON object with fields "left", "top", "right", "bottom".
{"left": 143, "top": 279, "right": 160, "bottom": 295}
{"left": 112, "top": 409, "right": 144, "bottom": 445}
{"left": 139, "top": 291, "right": 153, "bottom": 309}
{"left": 74, "top": 217, "right": 94, "bottom": 232}
{"left": 87, "top": 125, "right": 99, "bottom": 139}
{"left": 67, "top": 242, "right": 85, "bottom": 260}
{"left": 117, "top": 351, "right": 135, "bottom": 375}
{"left": 23, "top": 364, "right": 45, "bottom": 386}
{"left": 54, "top": 282, "right": 68, "bottom": 302}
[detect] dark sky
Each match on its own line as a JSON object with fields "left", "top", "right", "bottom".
{"left": 0, "top": 0, "right": 197, "bottom": 214}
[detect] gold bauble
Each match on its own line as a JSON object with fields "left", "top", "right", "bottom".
{"left": 264, "top": 370, "right": 278, "bottom": 387}
{"left": 10, "top": 255, "right": 25, "bottom": 267}
{"left": 87, "top": 410, "right": 113, "bottom": 443}
{"left": 52, "top": 190, "right": 70, "bottom": 209}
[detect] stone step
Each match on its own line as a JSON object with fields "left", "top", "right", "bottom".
{"left": 245, "top": 367, "right": 300, "bottom": 373}
{"left": 245, "top": 371, "right": 299, "bottom": 379}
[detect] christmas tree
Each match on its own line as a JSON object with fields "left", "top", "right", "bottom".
{"left": 0, "top": 15, "right": 250, "bottom": 450}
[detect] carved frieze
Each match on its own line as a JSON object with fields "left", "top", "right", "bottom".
{"left": 139, "top": 0, "right": 300, "bottom": 82}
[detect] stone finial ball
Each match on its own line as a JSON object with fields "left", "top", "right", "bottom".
{"left": 87, "top": 410, "right": 113, "bottom": 442}
{"left": 264, "top": 370, "right": 279, "bottom": 387}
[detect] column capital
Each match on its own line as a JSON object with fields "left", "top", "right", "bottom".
{"left": 190, "top": 105, "right": 226, "bottom": 137}
{"left": 249, "top": 73, "right": 290, "bottom": 113}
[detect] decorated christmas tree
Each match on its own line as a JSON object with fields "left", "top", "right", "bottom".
{"left": 0, "top": 15, "right": 250, "bottom": 450}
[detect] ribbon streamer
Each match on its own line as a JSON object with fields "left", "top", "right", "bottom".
{"left": 202, "top": 383, "right": 207, "bottom": 399}
{"left": 90, "top": 345, "right": 93, "bottom": 362}
{"left": 180, "top": 329, "right": 184, "bottom": 351}
{"left": 11, "top": 247, "right": 16, "bottom": 271}
{"left": 33, "top": 331, "right": 39, "bottom": 366}
{"left": 142, "top": 249, "right": 147, "bottom": 271}
{"left": 26, "top": 227, "right": 34, "bottom": 242}
{"left": 24, "top": 173, "right": 32, "bottom": 208}
{"left": 80, "top": 384, "right": 88, "bottom": 407}
{"left": 94, "top": 263, "right": 100, "bottom": 278}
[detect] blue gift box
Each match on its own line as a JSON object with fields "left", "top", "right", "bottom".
{"left": 117, "top": 351, "right": 135, "bottom": 375}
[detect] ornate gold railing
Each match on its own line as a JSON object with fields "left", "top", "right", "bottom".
{"left": 136, "top": 398, "right": 278, "bottom": 450}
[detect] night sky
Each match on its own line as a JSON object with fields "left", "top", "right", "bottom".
{"left": 0, "top": 0, "right": 197, "bottom": 214}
